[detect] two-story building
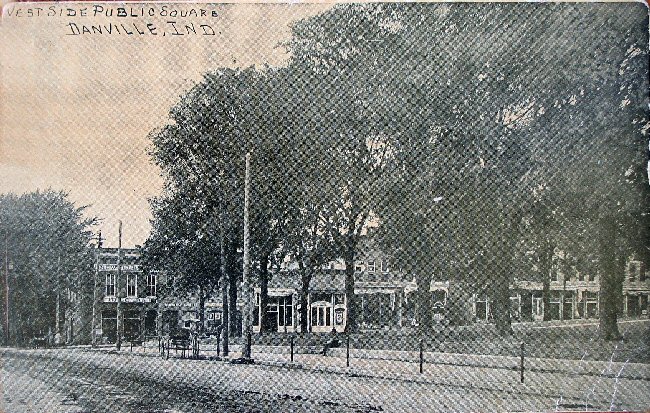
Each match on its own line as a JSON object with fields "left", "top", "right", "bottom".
{"left": 92, "top": 247, "right": 159, "bottom": 343}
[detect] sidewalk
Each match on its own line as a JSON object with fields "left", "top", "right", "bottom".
{"left": 91, "top": 341, "right": 650, "bottom": 409}
{"left": 243, "top": 348, "right": 649, "bottom": 408}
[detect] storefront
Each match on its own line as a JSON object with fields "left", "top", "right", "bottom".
{"left": 93, "top": 247, "right": 159, "bottom": 344}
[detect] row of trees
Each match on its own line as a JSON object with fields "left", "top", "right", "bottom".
{"left": 144, "top": 3, "right": 649, "bottom": 342}
{"left": 0, "top": 190, "right": 96, "bottom": 346}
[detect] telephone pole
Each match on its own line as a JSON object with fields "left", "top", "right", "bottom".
{"left": 241, "top": 152, "right": 253, "bottom": 361}
{"left": 91, "top": 231, "right": 103, "bottom": 347}
{"left": 55, "top": 255, "right": 62, "bottom": 346}
{"left": 4, "top": 229, "right": 9, "bottom": 345}
{"left": 116, "top": 221, "right": 123, "bottom": 351}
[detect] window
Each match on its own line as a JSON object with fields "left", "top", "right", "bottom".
{"left": 367, "top": 260, "right": 376, "bottom": 273}
{"left": 381, "top": 259, "right": 389, "bottom": 273}
{"left": 640, "top": 262, "right": 646, "bottom": 281}
{"left": 146, "top": 273, "right": 156, "bottom": 296}
{"left": 105, "top": 273, "right": 115, "bottom": 297}
{"left": 355, "top": 261, "right": 363, "bottom": 272}
{"left": 127, "top": 273, "right": 137, "bottom": 297}
{"left": 431, "top": 290, "right": 447, "bottom": 305}
{"left": 311, "top": 301, "right": 332, "bottom": 327}
{"left": 278, "top": 295, "right": 293, "bottom": 327}
{"left": 628, "top": 262, "right": 637, "bottom": 282}
{"left": 334, "top": 294, "right": 345, "bottom": 305}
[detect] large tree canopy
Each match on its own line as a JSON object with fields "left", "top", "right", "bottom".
{"left": 146, "top": 3, "right": 648, "bottom": 339}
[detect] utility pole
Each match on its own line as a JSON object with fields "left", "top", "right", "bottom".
{"left": 91, "top": 231, "right": 103, "bottom": 347}
{"left": 55, "top": 255, "right": 61, "bottom": 346}
{"left": 220, "top": 216, "right": 229, "bottom": 357}
{"left": 241, "top": 152, "right": 253, "bottom": 361}
{"left": 116, "top": 221, "right": 123, "bottom": 351}
{"left": 4, "top": 229, "right": 9, "bottom": 345}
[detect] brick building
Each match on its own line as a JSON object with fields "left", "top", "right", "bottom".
{"left": 91, "top": 247, "right": 159, "bottom": 344}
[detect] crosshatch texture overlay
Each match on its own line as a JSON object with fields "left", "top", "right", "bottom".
{"left": 0, "top": 2, "right": 649, "bottom": 412}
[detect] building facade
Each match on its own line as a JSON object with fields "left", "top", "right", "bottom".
{"left": 92, "top": 247, "right": 159, "bottom": 344}
{"left": 88, "top": 245, "right": 650, "bottom": 343}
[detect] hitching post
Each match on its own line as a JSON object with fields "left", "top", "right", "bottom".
{"left": 346, "top": 335, "right": 350, "bottom": 367}
{"left": 419, "top": 339, "right": 424, "bottom": 374}
{"left": 290, "top": 335, "right": 294, "bottom": 362}
{"left": 520, "top": 341, "right": 525, "bottom": 383}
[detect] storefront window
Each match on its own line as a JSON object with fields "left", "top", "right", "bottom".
{"left": 277, "top": 296, "right": 293, "bottom": 327}
{"left": 311, "top": 303, "right": 331, "bottom": 327}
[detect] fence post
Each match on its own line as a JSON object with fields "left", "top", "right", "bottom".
{"left": 520, "top": 341, "right": 525, "bottom": 383}
{"left": 419, "top": 339, "right": 424, "bottom": 374}
{"left": 290, "top": 335, "right": 294, "bottom": 363}
{"left": 346, "top": 335, "right": 350, "bottom": 368}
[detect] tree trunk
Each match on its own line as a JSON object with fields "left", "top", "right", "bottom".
{"left": 447, "top": 279, "right": 472, "bottom": 326}
{"left": 228, "top": 240, "right": 239, "bottom": 338}
{"left": 491, "top": 280, "right": 513, "bottom": 336}
{"left": 540, "top": 240, "right": 553, "bottom": 321}
{"left": 343, "top": 248, "right": 357, "bottom": 333}
{"left": 299, "top": 264, "right": 312, "bottom": 333}
{"left": 220, "top": 221, "right": 229, "bottom": 356}
{"left": 259, "top": 250, "right": 270, "bottom": 333}
{"left": 198, "top": 284, "right": 205, "bottom": 334}
{"left": 486, "top": 223, "right": 514, "bottom": 337}
{"left": 599, "top": 217, "right": 622, "bottom": 341}
{"left": 415, "top": 267, "right": 432, "bottom": 334}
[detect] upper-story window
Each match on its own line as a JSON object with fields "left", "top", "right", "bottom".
{"left": 146, "top": 273, "right": 157, "bottom": 297}
{"left": 640, "top": 262, "right": 646, "bottom": 281}
{"left": 381, "top": 259, "right": 389, "bottom": 272}
{"left": 367, "top": 260, "right": 376, "bottom": 273}
{"left": 628, "top": 262, "right": 638, "bottom": 282}
{"left": 355, "top": 261, "right": 363, "bottom": 272}
{"left": 127, "top": 273, "right": 137, "bottom": 297}
{"left": 105, "top": 273, "right": 115, "bottom": 297}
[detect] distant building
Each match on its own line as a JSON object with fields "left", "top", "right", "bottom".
{"left": 92, "top": 247, "right": 158, "bottom": 344}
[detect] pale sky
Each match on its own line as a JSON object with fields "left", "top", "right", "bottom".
{"left": 0, "top": 2, "right": 331, "bottom": 247}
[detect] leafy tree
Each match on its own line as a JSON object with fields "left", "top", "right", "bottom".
{"left": 519, "top": 7, "right": 648, "bottom": 339}
{"left": 142, "top": 184, "right": 221, "bottom": 333}
{"left": 148, "top": 67, "right": 297, "bottom": 341}
{"left": 288, "top": 3, "right": 648, "bottom": 337}
{"left": 0, "top": 190, "right": 95, "bottom": 346}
